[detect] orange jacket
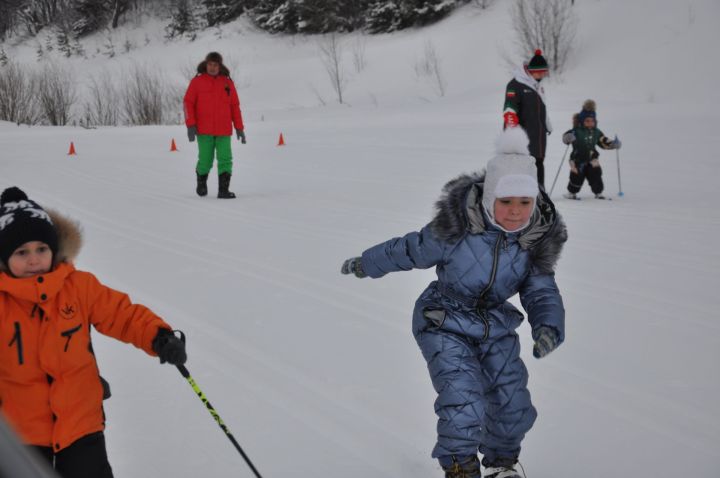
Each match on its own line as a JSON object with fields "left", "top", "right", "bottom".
{"left": 0, "top": 262, "right": 170, "bottom": 451}
{"left": 184, "top": 73, "right": 244, "bottom": 136}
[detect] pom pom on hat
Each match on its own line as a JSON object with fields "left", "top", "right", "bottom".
{"left": 578, "top": 98, "right": 598, "bottom": 124}
{"left": 0, "top": 187, "right": 28, "bottom": 205}
{"left": 495, "top": 126, "right": 532, "bottom": 155}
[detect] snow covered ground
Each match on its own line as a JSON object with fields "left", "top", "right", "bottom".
{"left": 1, "top": 0, "right": 719, "bottom": 477}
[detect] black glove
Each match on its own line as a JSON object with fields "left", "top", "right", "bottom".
{"left": 187, "top": 126, "right": 197, "bottom": 142}
{"left": 532, "top": 326, "right": 559, "bottom": 359}
{"left": 152, "top": 328, "right": 187, "bottom": 365}
{"left": 341, "top": 257, "right": 367, "bottom": 278}
{"left": 236, "top": 129, "right": 246, "bottom": 144}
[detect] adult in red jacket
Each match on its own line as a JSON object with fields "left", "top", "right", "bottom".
{"left": 184, "top": 51, "right": 245, "bottom": 199}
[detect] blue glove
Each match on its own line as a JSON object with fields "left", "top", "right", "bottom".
{"left": 562, "top": 131, "right": 576, "bottom": 144}
{"left": 236, "top": 129, "right": 246, "bottom": 144}
{"left": 187, "top": 126, "right": 197, "bottom": 142}
{"left": 612, "top": 136, "right": 622, "bottom": 149}
{"left": 341, "top": 257, "right": 367, "bottom": 278}
{"left": 533, "top": 326, "right": 559, "bottom": 359}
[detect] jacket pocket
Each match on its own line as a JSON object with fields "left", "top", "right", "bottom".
{"left": 422, "top": 308, "right": 447, "bottom": 329}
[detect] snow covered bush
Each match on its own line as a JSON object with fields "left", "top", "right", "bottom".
{"left": 36, "top": 62, "right": 77, "bottom": 125}
{"left": 0, "top": 61, "right": 41, "bottom": 124}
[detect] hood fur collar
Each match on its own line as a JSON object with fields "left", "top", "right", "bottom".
{"left": 0, "top": 210, "right": 82, "bottom": 273}
{"left": 429, "top": 172, "right": 567, "bottom": 273}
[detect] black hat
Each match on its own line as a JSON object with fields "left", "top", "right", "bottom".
{"left": 0, "top": 187, "right": 58, "bottom": 267}
{"left": 527, "top": 49, "right": 549, "bottom": 73}
{"left": 205, "top": 51, "right": 223, "bottom": 64}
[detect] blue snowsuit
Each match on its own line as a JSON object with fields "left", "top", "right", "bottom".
{"left": 360, "top": 173, "right": 567, "bottom": 464}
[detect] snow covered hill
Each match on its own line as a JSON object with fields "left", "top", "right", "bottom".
{"left": 1, "top": 1, "right": 719, "bottom": 477}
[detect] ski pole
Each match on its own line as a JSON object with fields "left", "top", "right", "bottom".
{"left": 549, "top": 144, "right": 570, "bottom": 196}
{"left": 177, "top": 364, "right": 264, "bottom": 478}
{"left": 615, "top": 136, "right": 624, "bottom": 197}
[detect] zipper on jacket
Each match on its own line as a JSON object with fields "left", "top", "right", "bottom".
{"left": 61, "top": 325, "right": 82, "bottom": 352}
{"left": 476, "top": 233, "right": 503, "bottom": 341}
{"left": 8, "top": 322, "right": 23, "bottom": 365}
{"left": 478, "top": 233, "right": 503, "bottom": 299}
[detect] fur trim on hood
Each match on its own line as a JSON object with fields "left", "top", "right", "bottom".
{"left": 429, "top": 172, "right": 567, "bottom": 274}
{"left": 0, "top": 210, "right": 82, "bottom": 273}
{"left": 196, "top": 61, "right": 231, "bottom": 77}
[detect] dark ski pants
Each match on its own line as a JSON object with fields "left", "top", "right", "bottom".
{"left": 412, "top": 306, "right": 537, "bottom": 465}
{"left": 533, "top": 156, "right": 545, "bottom": 189}
{"left": 31, "top": 431, "right": 114, "bottom": 478}
{"left": 568, "top": 163, "right": 603, "bottom": 194}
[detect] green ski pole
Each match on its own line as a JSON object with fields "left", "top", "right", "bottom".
{"left": 177, "top": 364, "right": 263, "bottom": 478}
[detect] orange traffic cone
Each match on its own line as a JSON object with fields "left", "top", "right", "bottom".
{"left": 170, "top": 138, "right": 178, "bottom": 152}
{"left": 277, "top": 133, "right": 285, "bottom": 146}
{"left": 68, "top": 142, "right": 76, "bottom": 155}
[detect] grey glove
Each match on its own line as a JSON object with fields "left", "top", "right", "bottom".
{"left": 562, "top": 131, "right": 576, "bottom": 144}
{"left": 187, "top": 125, "right": 197, "bottom": 142}
{"left": 612, "top": 136, "right": 622, "bottom": 149}
{"left": 533, "top": 326, "right": 559, "bottom": 359}
{"left": 236, "top": 129, "right": 246, "bottom": 144}
{"left": 341, "top": 257, "right": 367, "bottom": 278}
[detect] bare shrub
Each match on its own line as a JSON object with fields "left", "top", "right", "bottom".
{"left": 0, "top": 61, "right": 41, "bottom": 124}
{"left": 317, "top": 33, "right": 348, "bottom": 104}
{"left": 414, "top": 40, "right": 446, "bottom": 97}
{"left": 82, "top": 69, "right": 120, "bottom": 126}
{"left": 37, "top": 62, "right": 77, "bottom": 125}
{"left": 351, "top": 35, "right": 367, "bottom": 73}
{"left": 121, "top": 62, "right": 170, "bottom": 125}
{"left": 510, "top": 0, "right": 577, "bottom": 73}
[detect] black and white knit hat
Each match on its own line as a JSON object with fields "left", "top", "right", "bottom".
{"left": 0, "top": 187, "right": 58, "bottom": 266}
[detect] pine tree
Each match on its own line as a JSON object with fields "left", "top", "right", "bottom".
{"left": 204, "top": 0, "right": 247, "bottom": 27}
{"left": 71, "top": 0, "right": 110, "bottom": 37}
{"left": 166, "top": 0, "right": 202, "bottom": 40}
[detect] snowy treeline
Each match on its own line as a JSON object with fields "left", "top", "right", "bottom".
{"left": 0, "top": 0, "right": 489, "bottom": 41}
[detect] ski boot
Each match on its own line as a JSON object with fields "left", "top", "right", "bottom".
{"left": 563, "top": 192, "right": 578, "bottom": 200}
{"left": 196, "top": 172, "right": 208, "bottom": 197}
{"left": 483, "top": 456, "right": 524, "bottom": 478}
{"left": 217, "top": 172, "right": 236, "bottom": 199}
{"left": 594, "top": 193, "right": 606, "bottom": 200}
{"left": 441, "top": 455, "right": 481, "bottom": 478}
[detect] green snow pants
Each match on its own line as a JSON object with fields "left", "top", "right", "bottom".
{"left": 196, "top": 135, "right": 232, "bottom": 175}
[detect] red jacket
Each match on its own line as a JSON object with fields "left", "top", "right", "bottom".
{"left": 184, "top": 73, "right": 244, "bottom": 137}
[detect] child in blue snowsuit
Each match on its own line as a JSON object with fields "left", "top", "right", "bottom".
{"left": 341, "top": 129, "right": 567, "bottom": 478}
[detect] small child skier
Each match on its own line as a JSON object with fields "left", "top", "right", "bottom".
{"left": 561, "top": 100, "right": 622, "bottom": 199}
{"left": 341, "top": 129, "right": 567, "bottom": 478}
{"left": 0, "top": 187, "right": 187, "bottom": 478}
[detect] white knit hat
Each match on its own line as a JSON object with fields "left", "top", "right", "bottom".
{"left": 481, "top": 128, "right": 539, "bottom": 226}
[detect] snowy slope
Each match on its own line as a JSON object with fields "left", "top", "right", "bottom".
{"left": 1, "top": 1, "right": 720, "bottom": 477}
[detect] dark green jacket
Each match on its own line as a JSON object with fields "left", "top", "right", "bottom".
{"left": 565, "top": 127, "right": 614, "bottom": 165}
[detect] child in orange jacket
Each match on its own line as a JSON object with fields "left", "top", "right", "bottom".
{"left": 0, "top": 187, "right": 187, "bottom": 478}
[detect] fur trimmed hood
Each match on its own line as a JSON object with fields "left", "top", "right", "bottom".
{"left": 0, "top": 209, "right": 82, "bottom": 273}
{"left": 196, "top": 60, "right": 231, "bottom": 78}
{"left": 429, "top": 172, "right": 568, "bottom": 273}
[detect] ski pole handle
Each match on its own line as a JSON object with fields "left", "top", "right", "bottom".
{"left": 177, "top": 365, "right": 264, "bottom": 478}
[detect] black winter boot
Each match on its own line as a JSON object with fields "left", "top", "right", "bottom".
{"left": 217, "top": 172, "right": 236, "bottom": 199}
{"left": 196, "top": 172, "right": 208, "bottom": 197}
{"left": 482, "top": 456, "right": 523, "bottom": 478}
{"left": 441, "top": 456, "right": 481, "bottom": 478}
